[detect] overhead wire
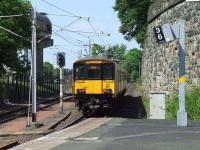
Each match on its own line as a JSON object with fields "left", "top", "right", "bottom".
{"left": 0, "top": 25, "right": 31, "bottom": 42}
{"left": 0, "top": 14, "right": 31, "bottom": 18}
{"left": 39, "top": 0, "right": 110, "bottom": 57}
{"left": 40, "top": 0, "right": 89, "bottom": 19}
{"left": 87, "top": 19, "right": 106, "bottom": 44}
{"left": 63, "top": 28, "right": 96, "bottom": 44}
{"left": 37, "top": 17, "right": 81, "bottom": 43}
{"left": 53, "top": 31, "right": 84, "bottom": 47}
{"left": 52, "top": 24, "right": 86, "bottom": 44}
{"left": 63, "top": 29, "right": 110, "bottom": 36}
{"left": 44, "top": 13, "right": 79, "bottom": 17}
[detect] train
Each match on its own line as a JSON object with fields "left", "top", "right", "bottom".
{"left": 73, "top": 56, "right": 127, "bottom": 117}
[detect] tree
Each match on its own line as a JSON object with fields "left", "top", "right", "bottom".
{"left": 106, "top": 44, "right": 126, "bottom": 64}
{"left": 0, "top": 0, "right": 32, "bottom": 74}
{"left": 92, "top": 44, "right": 127, "bottom": 64}
{"left": 123, "top": 48, "right": 142, "bottom": 80}
{"left": 92, "top": 44, "right": 142, "bottom": 80}
{"left": 43, "top": 62, "right": 54, "bottom": 71}
{"left": 43, "top": 62, "right": 54, "bottom": 77}
{"left": 92, "top": 44, "right": 105, "bottom": 56}
{"left": 113, "top": 0, "right": 153, "bottom": 46}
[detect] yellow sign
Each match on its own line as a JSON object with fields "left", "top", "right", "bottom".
{"left": 179, "top": 77, "right": 186, "bottom": 83}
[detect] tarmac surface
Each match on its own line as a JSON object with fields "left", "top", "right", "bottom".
{"left": 52, "top": 118, "right": 200, "bottom": 150}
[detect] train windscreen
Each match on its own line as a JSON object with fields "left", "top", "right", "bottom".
{"left": 74, "top": 63, "right": 114, "bottom": 80}
{"left": 74, "top": 64, "right": 101, "bottom": 80}
{"left": 102, "top": 63, "right": 114, "bottom": 80}
{"left": 87, "top": 65, "right": 101, "bottom": 79}
{"left": 74, "top": 64, "right": 86, "bottom": 80}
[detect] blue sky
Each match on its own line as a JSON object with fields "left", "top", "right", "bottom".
{"left": 30, "top": 0, "right": 139, "bottom": 68}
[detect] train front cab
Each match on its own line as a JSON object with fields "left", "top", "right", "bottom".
{"left": 73, "top": 60, "right": 115, "bottom": 113}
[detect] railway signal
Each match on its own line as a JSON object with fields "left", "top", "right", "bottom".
{"left": 57, "top": 52, "right": 65, "bottom": 68}
{"left": 57, "top": 52, "right": 65, "bottom": 113}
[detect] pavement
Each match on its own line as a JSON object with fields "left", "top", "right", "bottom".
{"left": 11, "top": 117, "right": 200, "bottom": 150}
{"left": 52, "top": 118, "right": 200, "bottom": 150}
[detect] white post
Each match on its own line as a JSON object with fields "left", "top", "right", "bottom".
{"left": 60, "top": 68, "right": 64, "bottom": 113}
{"left": 177, "top": 20, "right": 187, "bottom": 127}
{"left": 31, "top": 7, "right": 37, "bottom": 122}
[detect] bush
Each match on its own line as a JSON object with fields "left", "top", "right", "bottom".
{"left": 166, "top": 86, "right": 200, "bottom": 120}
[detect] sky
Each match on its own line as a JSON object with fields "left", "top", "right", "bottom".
{"left": 30, "top": 0, "right": 140, "bottom": 69}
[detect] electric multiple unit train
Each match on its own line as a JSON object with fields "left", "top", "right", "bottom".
{"left": 73, "top": 56, "right": 127, "bottom": 117}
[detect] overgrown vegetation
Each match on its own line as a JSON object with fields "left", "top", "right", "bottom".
{"left": 166, "top": 86, "right": 200, "bottom": 120}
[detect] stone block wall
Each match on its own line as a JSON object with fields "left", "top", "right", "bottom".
{"left": 142, "top": 1, "right": 200, "bottom": 96}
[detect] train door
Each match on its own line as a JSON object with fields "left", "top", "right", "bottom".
{"left": 102, "top": 63, "right": 115, "bottom": 94}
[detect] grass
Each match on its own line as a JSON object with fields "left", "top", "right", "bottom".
{"left": 166, "top": 85, "right": 200, "bottom": 120}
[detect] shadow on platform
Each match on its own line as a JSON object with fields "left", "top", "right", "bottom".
{"left": 111, "top": 95, "right": 147, "bottom": 119}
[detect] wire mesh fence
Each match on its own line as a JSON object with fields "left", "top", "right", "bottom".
{"left": 0, "top": 69, "right": 72, "bottom": 103}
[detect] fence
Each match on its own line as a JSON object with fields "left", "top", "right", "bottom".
{"left": 0, "top": 69, "right": 72, "bottom": 103}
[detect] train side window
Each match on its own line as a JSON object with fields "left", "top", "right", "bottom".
{"left": 74, "top": 64, "right": 86, "bottom": 80}
{"left": 103, "top": 63, "right": 113, "bottom": 80}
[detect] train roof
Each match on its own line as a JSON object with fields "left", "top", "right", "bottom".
{"left": 74, "top": 56, "right": 127, "bottom": 73}
{"left": 74, "top": 56, "right": 113, "bottom": 64}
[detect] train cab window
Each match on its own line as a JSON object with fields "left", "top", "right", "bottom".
{"left": 103, "top": 63, "right": 114, "bottom": 80}
{"left": 87, "top": 65, "right": 101, "bottom": 79}
{"left": 74, "top": 64, "right": 86, "bottom": 80}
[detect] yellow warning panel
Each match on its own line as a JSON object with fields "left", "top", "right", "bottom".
{"left": 179, "top": 76, "right": 186, "bottom": 83}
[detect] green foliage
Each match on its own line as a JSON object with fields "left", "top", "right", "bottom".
{"left": 43, "top": 62, "right": 54, "bottom": 71}
{"left": 123, "top": 48, "right": 142, "bottom": 81}
{"left": 106, "top": 44, "right": 126, "bottom": 64}
{"left": 166, "top": 86, "right": 200, "bottom": 120}
{"left": 92, "top": 45, "right": 142, "bottom": 81}
{"left": 91, "top": 44, "right": 127, "bottom": 64}
{"left": 166, "top": 93, "right": 179, "bottom": 119}
{"left": 0, "top": 0, "right": 32, "bottom": 74}
{"left": 113, "top": 0, "right": 153, "bottom": 46}
{"left": 92, "top": 44, "right": 105, "bottom": 56}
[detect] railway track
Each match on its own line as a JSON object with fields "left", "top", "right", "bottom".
{"left": 0, "top": 113, "right": 110, "bottom": 150}
{"left": 0, "top": 95, "right": 73, "bottom": 124}
{"left": 0, "top": 140, "right": 19, "bottom": 150}
{"left": 0, "top": 99, "right": 114, "bottom": 150}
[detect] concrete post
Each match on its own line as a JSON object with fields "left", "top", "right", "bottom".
{"left": 177, "top": 20, "right": 187, "bottom": 127}
{"left": 31, "top": 7, "right": 37, "bottom": 122}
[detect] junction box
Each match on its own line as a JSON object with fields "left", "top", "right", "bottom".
{"left": 150, "top": 92, "right": 167, "bottom": 119}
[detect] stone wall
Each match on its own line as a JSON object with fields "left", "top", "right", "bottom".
{"left": 142, "top": 1, "right": 200, "bottom": 96}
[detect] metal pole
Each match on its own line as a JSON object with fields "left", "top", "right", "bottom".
{"left": 31, "top": 7, "right": 37, "bottom": 122}
{"left": 60, "top": 68, "right": 64, "bottom": 113}
{"left": 89, "top": 39, "right": 92, "bottom": 56}
{"left": 177, "top": 20, "right": 187, "bottom": 127}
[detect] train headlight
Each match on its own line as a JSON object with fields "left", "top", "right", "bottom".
{"left": 104, "top": 89, "right": 112, "bottom": 94}
{"left": 77, "top": 89, "right": 86, "bottom": 94}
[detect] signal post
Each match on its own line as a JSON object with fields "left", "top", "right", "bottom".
{"left": 57, "top": 52, "right": 65, "bottom": 113}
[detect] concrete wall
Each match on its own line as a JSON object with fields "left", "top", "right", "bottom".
{"left": 142, "top": 1, "right": 200, "bottom": 97}
{"left": 36, "top": 14, "right": 53, "bottom": 74}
